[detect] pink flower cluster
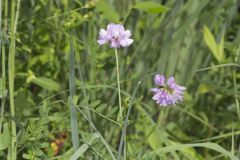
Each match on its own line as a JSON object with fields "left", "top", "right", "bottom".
{"left": 151, "top": 74, "right": 185, "bottom": 106}
{"left": 97, "top": 23, "right": 134, "bottom": 48}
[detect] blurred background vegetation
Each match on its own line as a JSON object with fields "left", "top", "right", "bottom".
{"left": 1, "top": 0, "right": 240, "bottom": 159}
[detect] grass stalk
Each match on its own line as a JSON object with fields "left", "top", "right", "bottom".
{"left": 114, "top": 48, "right": 122, "bottom": 120}
{"left": 0, "top": 0, "right": 4, "bottom": 134}
{"left": 157, "top": 107, "right": 166, "bottom": 127}
{"left": 233, "top": 46, "right": 240, "bottom": 120}
{"left": 8, "top": 0, "right": 20, "bottom": 159}
{"left": 231, "top": 123, "right": 235, "bottom": 156}
{"left": 69, "top": 38, "right": 80, "bottom": 150}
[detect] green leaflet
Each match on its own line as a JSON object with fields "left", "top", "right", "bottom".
{"left": 203, "top": 25, "right": 225, "bottom": 63}
{"left": 0, "top": 123, "right": 10, "bottom": 150}
{"left": 32, "top": 77, "right": 61, "bottom": 91}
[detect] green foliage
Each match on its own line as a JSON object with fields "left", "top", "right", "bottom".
{"left": 69, "top": 133, "right": 99, "bottom": 160}
{"left": 1, "top": 0, "right": 240, "bottom": 159}
{"left": 18, "top": 101, "right": 49, "bottom": 160}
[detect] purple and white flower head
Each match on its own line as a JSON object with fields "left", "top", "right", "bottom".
{"left": 97, "top": 23, "right": 134, "bottom": 48}
{"left": 151, "top": 74, "right": 185, "bottom": 106}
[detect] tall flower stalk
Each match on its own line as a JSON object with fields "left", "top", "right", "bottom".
{"left": 114, "top": 48, "right": 122, "bottom": 119}
{"left": 97, "top": 23, "right": 133, "bottom": 120}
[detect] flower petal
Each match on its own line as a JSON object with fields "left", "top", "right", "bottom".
{"left": 120, "top": 39, "right": 134, "bottom": 47}
{"left": 97, "top": 39, "right": 108, "bottom": 45}
{"left": 150, "top": 88, "right": 160, "bottom": 93}
{"left": 110, "top": 40, "right": 120, "bottom": 48}
{"left": 154, "top": 74, "right": 165, "bottom": 86}
{"left": 167, "top": 76, "right": 176, "bottom": 89}
{"left": 99, "top": 29, "right": 107, "bottom": 37}
{"left": 124, "top": 30, "right": 131, "bottom": 38}
{"left": 116, "top": 24, "right": 124, "bottom": 32}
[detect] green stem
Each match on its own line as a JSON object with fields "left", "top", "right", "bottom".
{"left": 8, "top": 0, "right": 17, "bottom": 159}
{"left": 78, "top": 105, "right": 121, "bottom": 126}
{"left": 233, "top": 45, "right": 240, "bottom": 120}
{"left": 115, "top": 48, "right": 122, "bottom": 120}
{"left": 7, "top": 0, "right": 20, "bottom": 159}
{"left": 233, "top": 71, "right": 240, "bottom": 120}
{"left": 0, "top": 0, "right": 4, "bottom": 134}
{"left": 157, "top": 107, "right": 166, "bottom": 127}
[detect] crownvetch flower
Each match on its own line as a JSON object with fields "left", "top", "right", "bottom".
{"left": 151, "top": 74, "right": 185, "bottom": 106}
{"left": 97, "top": 23, "right": 134, "bottom": 48}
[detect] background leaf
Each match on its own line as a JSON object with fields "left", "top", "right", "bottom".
{"left": 203, "top": 25, "right": 224, "bottom": 62}
{"left": 96, "top": 0, "right": 120, "bottom": 22}
{"left": 0, "top": 123, "right": 10, "bottom": 150}
{"left": 133, "top": 1, "right": 169, "bottom": 14}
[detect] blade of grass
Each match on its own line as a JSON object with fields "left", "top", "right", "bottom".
{"left": 78, "top": 105, "right": 121, "bottom": 126}
{"left": 69, "top": 38, "right": 80, "bottom": 150}
{"left": 233, "top": 70, "right": 240, "bottom": 120}
{"left": 210, "top": 151, "right": 239, "bottom": 160}
{"left": 195, "top": 63, "right": 240, "bottom": 72}
{"left": 193, "top": 130, "right": 240, "bottom": 143}
{"left": 0, "top": 0, "right": 6, "bottom": 134}
{"left": 146, "top": 142, "right": 238, "bottom": 160}
{"left": 76, "top": 62, "right": 93, "bottom": 132}
{"left": 231, "top": 123, "right": 235, "bottom": 156}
